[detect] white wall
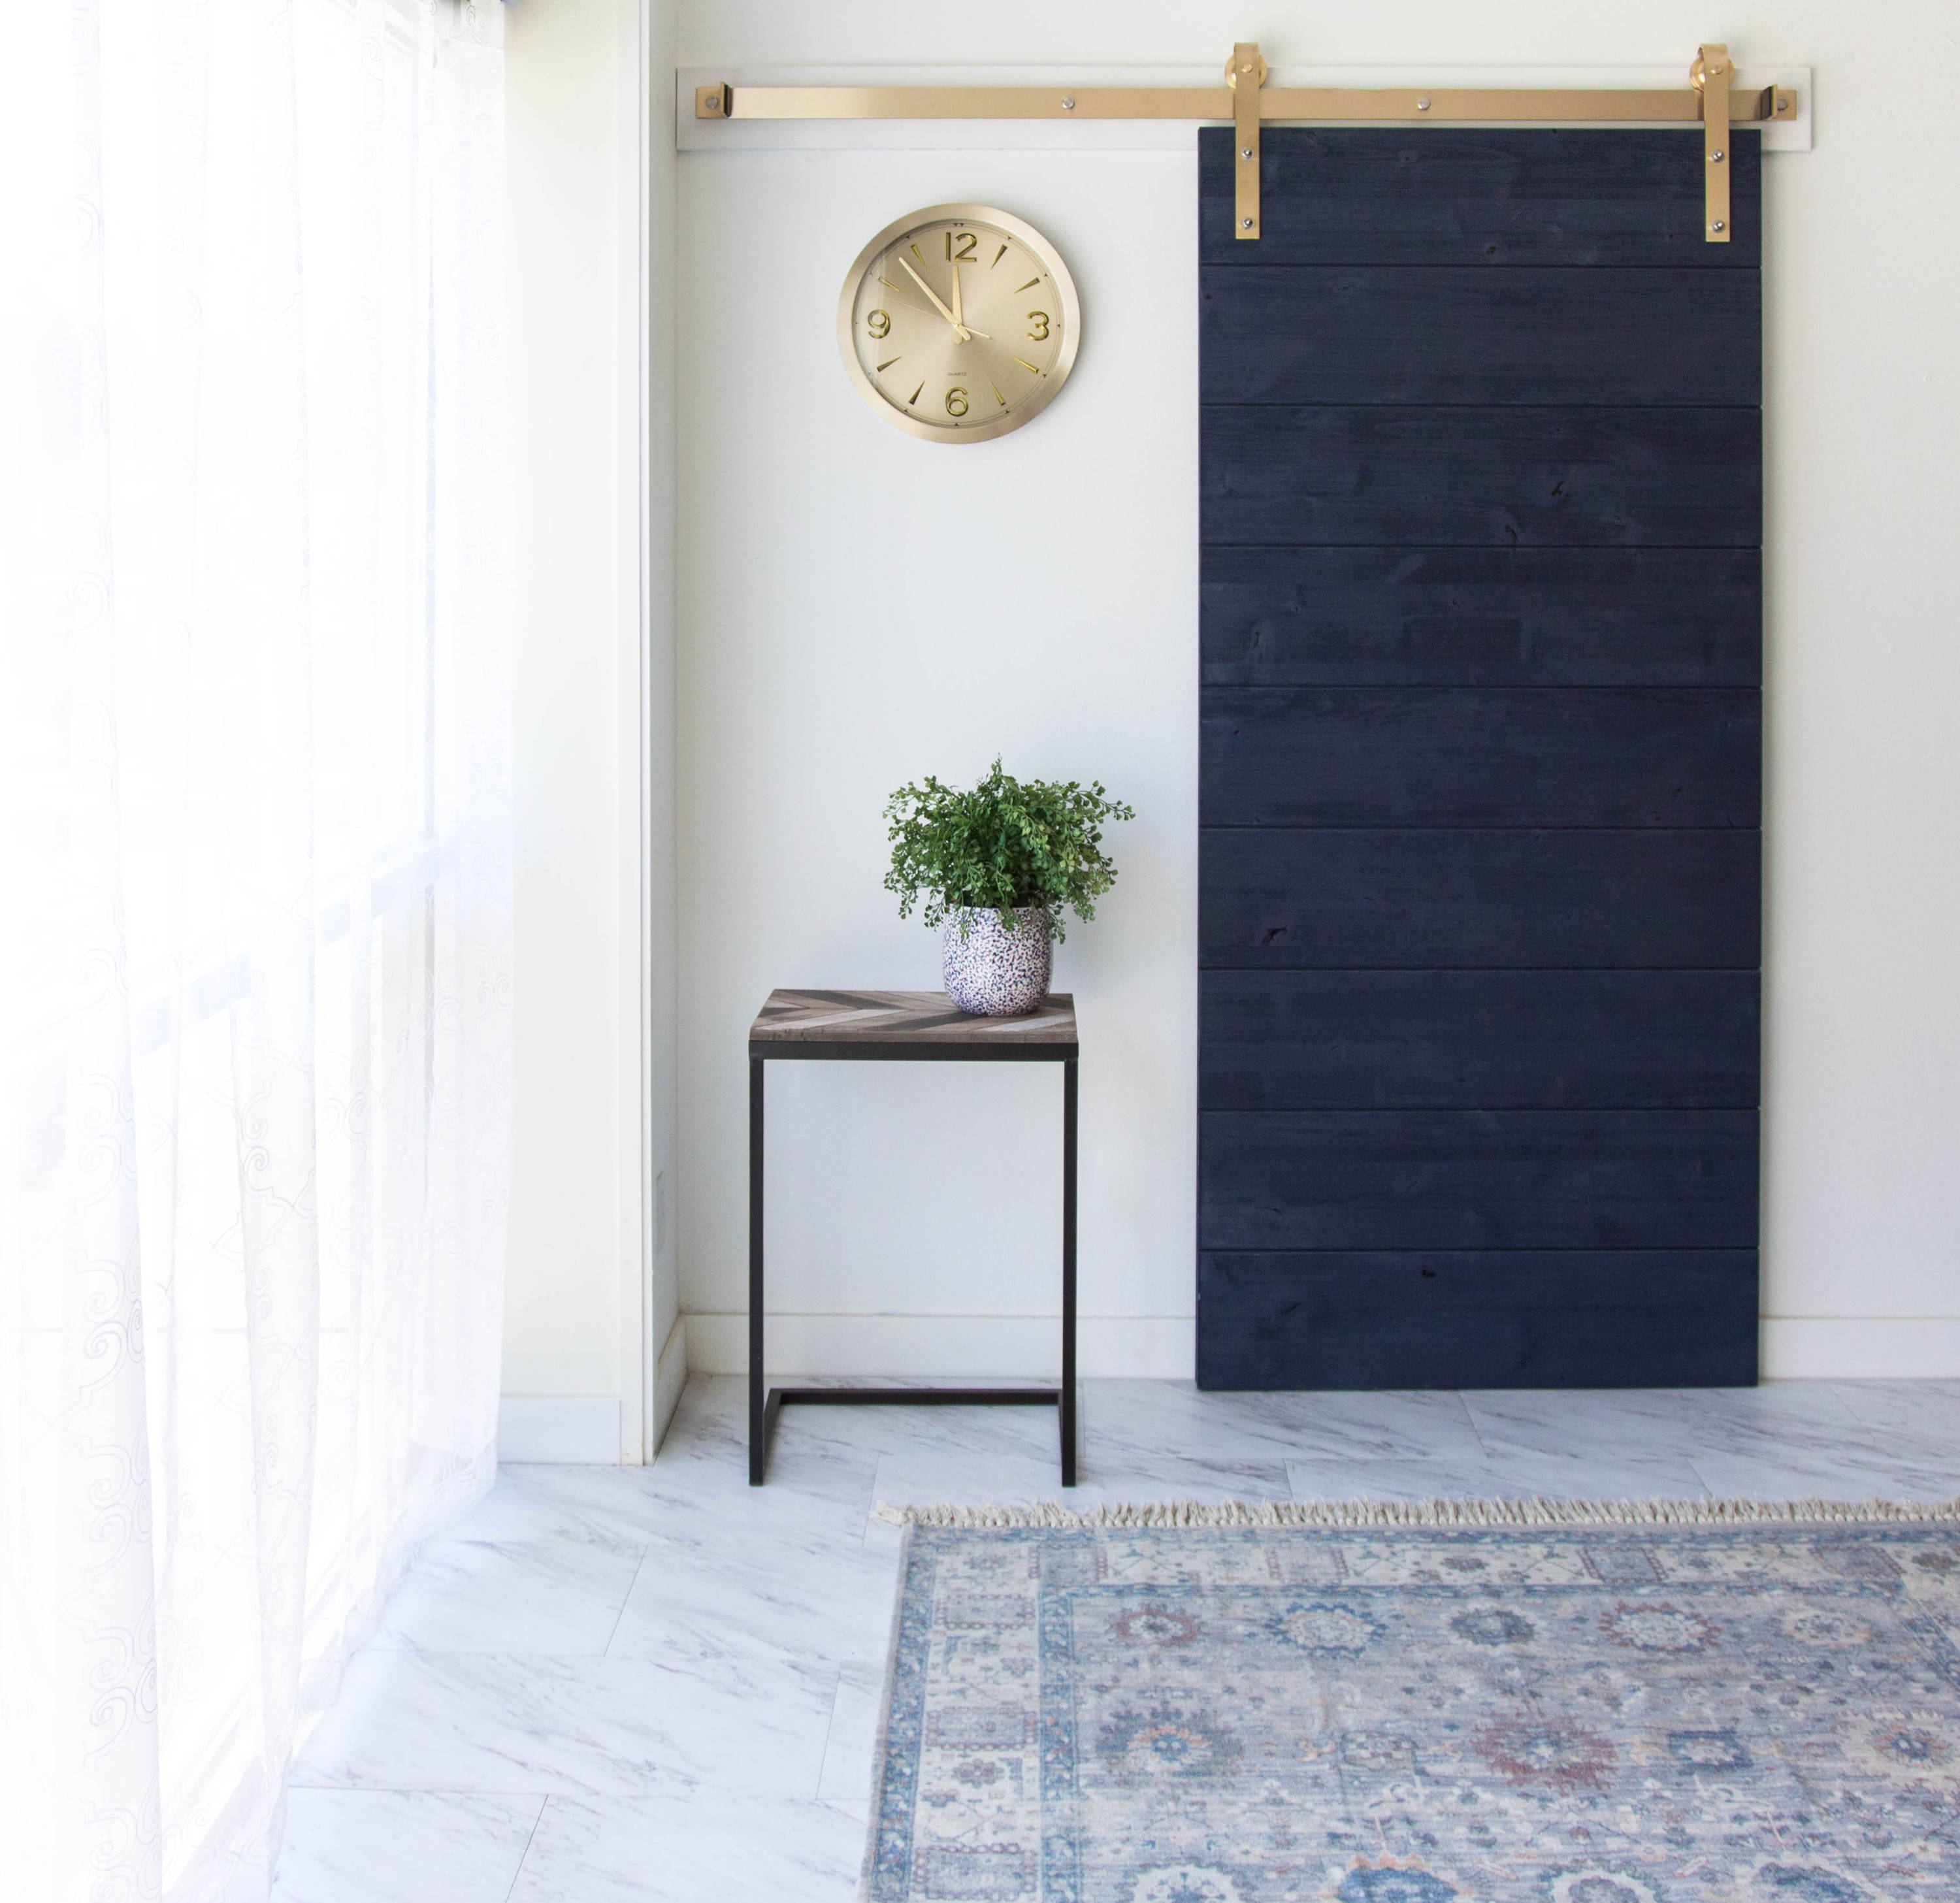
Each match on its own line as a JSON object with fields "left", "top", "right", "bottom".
{"left": 676, "top": 146, "right": 1198, "bottom": 1376}
{"left": 502, "top": 0, "right": 678, "bottom": 1459}
{"left": 667, "top": 0, "right": 1960, "bottom": 1380}
{"left": 643, "top": 2, "right": 683, "bottom": 1451}
{"left": 497, "top": 0, "right": 1960, "bottom": 1412}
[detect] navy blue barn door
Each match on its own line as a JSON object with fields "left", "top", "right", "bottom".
{"left": 1196, "top": 129, "right": 1762, "bottom": 1390}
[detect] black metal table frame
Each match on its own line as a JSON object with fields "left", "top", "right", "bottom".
{"left": 748, "top": 1037, "right": 1077, "bottom": 1486}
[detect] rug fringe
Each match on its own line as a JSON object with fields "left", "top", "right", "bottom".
{"left": 874, "top": 1495, "right": 1960, "bottom": 1531}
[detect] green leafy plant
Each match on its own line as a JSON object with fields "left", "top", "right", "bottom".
{"left": 884, "top": 758, "right": 1135, "bottom": 943}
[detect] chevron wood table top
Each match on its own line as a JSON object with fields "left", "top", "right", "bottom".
{"left": 749, "top": 988, "right": 1077, "bottom": 1049}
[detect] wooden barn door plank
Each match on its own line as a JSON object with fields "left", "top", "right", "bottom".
{"left": 1196, "top": 126, "right": 1762, "bottom": 1390}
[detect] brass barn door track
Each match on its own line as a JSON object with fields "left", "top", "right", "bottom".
{"left": 694, "top": 43, "right": 1795, "bottom": 245}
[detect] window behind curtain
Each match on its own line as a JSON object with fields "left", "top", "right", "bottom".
{"left": 0, "top": 4, "right": 512, "bottom": 1898}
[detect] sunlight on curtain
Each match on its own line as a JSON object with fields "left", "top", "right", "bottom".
{"left": 0, "top": 3, "right": 512, "bottom": 1898}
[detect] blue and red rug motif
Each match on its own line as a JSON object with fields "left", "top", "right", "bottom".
{"left": 863, "top": 1501, "right": 1960, "bottom": 1902}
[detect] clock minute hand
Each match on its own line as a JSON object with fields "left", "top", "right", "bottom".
{"left": 883, "top": 270, "right": 992, "bottom": 338}
{"left": 898, "top": 253, "right": 970, "bottom": 341}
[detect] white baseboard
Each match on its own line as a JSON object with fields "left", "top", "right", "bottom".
{"left": 652, "top": 1314, "right": 689, "bottom": 1454}
{"left": 683, "top": 1313, "right": 1960, "bottom": 1385}
{"left": 497, "top": 1395, "right": 625, "bottom": 1463}
{"left": 1762, "top": 1318, "right": 1960, "bottom": 1380}
{"left": 684, "top": 1312, "right": 1194, "bottom": 1380}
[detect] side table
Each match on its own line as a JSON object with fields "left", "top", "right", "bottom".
{"left": 747, "top": 988, "right": 1078, "bottom": 1486}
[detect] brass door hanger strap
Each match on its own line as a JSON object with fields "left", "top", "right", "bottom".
{"left": 1695, "top": 44, "right": 1733, "bottom": 242}
{"left": 693, "top": 43, "right": 1797, "bottom": 244}
{"left": 1229, "top": 43, "right": 1266, "bottom": 242}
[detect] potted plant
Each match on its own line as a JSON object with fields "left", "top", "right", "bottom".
{"left": 883, "top": 759, "right": 1134, "bottom": 1016}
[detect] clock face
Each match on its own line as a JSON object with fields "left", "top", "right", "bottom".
{"left": 836, "top": 204, "right": 1081, "bottom": 444}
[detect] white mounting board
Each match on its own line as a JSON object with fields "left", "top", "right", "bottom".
{"left": 677, "top": 65, "right": 1812, "bottom": 155}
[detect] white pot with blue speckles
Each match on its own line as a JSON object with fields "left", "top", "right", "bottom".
{"left": 941, "top": 905, "right": 1053, "bottom": 1017}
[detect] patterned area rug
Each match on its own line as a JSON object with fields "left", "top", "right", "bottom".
{"left": 863, "top": 1499, "right": 1960, "bottom": 1903}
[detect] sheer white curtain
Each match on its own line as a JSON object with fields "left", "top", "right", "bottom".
{"left": 0, "top": 3, "right": 512, "bottom": 1899}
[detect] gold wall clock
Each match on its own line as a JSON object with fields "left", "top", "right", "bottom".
{"left": 836, "top": 204, "right": 1081, "bottom": 444}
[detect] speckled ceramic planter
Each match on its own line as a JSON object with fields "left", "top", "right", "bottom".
{"left": 941, "top": 905, "right": 1053, "bottom": 1016}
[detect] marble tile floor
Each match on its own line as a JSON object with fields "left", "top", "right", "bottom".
{"left": 276, "top": 1373, "right": 1960, "bottom": 1902}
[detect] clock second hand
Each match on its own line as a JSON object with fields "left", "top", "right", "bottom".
{"left": 878, "top": 280, "right": 977, "bottom": 333}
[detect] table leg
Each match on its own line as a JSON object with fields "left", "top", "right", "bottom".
{"left": 749, "top": 1054, "right": 768, "bottom": 1484}
{"left": 1061, "top": 1053, "right": 1078, "bottom": 1487}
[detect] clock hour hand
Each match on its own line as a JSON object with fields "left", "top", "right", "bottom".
{"left": 941, "top": 264, "right": 993, "bottom": 339}
{"left": 941, "top": 258, "right": 990, "bottom": 338}
{"left": 898, "top": 253, "right": 971, "bottom": 342}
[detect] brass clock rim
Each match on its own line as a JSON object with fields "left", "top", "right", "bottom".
{"left": 835, "top": 202, "right": 1083, "bottom": 446}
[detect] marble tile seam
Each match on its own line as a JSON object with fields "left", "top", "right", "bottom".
{"left": 1283, "top": 1454, "right": 1717, "bottom": 1506}
{"left": 364, "top": 1535, "right": 652, "bottom": 1658}
{"left": 600, "top": 1546, "right": 652, "bottom": 1657}
{"left": 1684, "top": 1451, "right": 1960, "bottom": 1503}
{"left": 269, "top": 1788, "right": 547, "bottom": 1903}
{"left": 1458, "top": 1388, "right": 1498, "bottom": 1462}
{"left": 287, "top": 1646, "right": 843, "bottom": 1800}
{"left": 504, "top": 1795, "right": 549, "bottom": 1903}
{"left": 498, "top": 1791, "right": 872, "bottom": 1903}
{"left": 279, "top": 1779, "right": 557, "bottom": 1796}
{"left": 816, "top": 1670, "right": 882, "bottom": 1808}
